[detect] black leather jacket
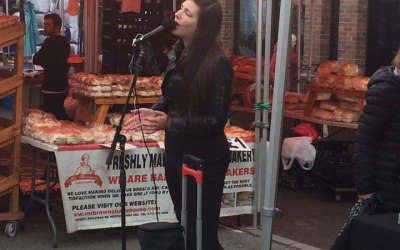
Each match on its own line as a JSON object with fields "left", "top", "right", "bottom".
{"left": 152, "top": 40, "right": 233, "bottom": 160}
{"left": 353, "top": 66, "right": 400, "bottom": 212}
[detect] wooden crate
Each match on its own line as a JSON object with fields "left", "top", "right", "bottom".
{"left": 304, "top": 84, "right": 366, "bottom": 116}
{"left": 0, "top": 19, "right": 25, "bottom": 235}
{"left": 0, "top": 16, "right": 18, "bottom": 30}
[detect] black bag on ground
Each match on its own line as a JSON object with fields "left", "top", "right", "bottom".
{"left": 330, "top": 194, "right": 383, "bottom": 250}
{"left": 137, "top": 222, "right": 185, "bottom": 250}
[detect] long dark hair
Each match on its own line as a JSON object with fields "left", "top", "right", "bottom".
{"left": 175, "top": 0, "right": 224, "bottom": 116}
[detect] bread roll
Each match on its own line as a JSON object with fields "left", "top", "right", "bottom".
{"left": 316, "top": 60, "right": 339, "bottom": 75}
{"left": 333, "top": 108, "right": 345, "bottom": 122}
{"left": 335, "top": 76, "right": 356, "bottom": 90}
{"left": 353, "top": 76, "right": 370, "bottom": 92}
{"left": 319, "top": 101, "right": 338, "bottom": 111}
{"left": 341, "top": 109, "right": 360, "bottom": 123}
{"left": 337, "top": 95, "right": 358, "bottom": 103}
{"left": 284, "top": 103, "right": 306, "bottom": 110}
{"left": 312, "top": 108, "right": 334, "bottom": 120}
{"left": 285, "top": 92, "right": 300, "bottom": 103}
{"left": 338, "top": 63, "right": 359, "bottom": 77}
{"left": 316, "top": 93, "right": 331, "bottom": 101}
{"left": 315, "top": 73, "right": 336, "bottom": 88}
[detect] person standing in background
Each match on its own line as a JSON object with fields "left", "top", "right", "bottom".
{"left": 33, "top": 13, "right": 70, "bottom": 120}
{"left": 269, "top": 34, "right": 298, "bottom": 91}
{"left": 125, "top": 0, "right": 232, "bottom": 249}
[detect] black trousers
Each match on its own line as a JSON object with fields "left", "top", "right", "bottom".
{"left": 40, "top": 91, "right": 70, "bottom": 120}
{"left": 164, "top": 152, "right": 229, "bottom": 250}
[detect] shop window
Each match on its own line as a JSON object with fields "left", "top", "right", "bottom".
{"left": 233, "top": 0, "right": 261, "bottom": 57}
{"left": 366, "top": 0, "right": 400, "bottom": 76}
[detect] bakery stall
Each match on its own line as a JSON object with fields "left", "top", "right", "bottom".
{"left": 0, "top": 1, "right": 256, "bottom": 245}
{"left": 21, "top": 106, "right": 256, "bottom": 246}
{"left": 227, "top": 56, "right": 367, "bottom": 201}
{"left": 281, "top": 60, "right": 370, "bottom": 200}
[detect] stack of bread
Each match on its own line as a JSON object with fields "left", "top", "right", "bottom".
{"left": 70, "top": 73, "right": 163, "bottom": 98}
{"left": 22, "top": 109, "right": 165, "bottom": 145}
{"left": 315, "top": 61, "right": 369, "bottom": 91}
{"left": 22, "top": 109, "right": 90, "bottom": 144}
{"left": 311, "top": 99, "right": 360, "bottom": 123}
{"left": 70, "top": 73, "right": 113, "bottom": 97}
{"left": 284, "top": 92, "right": 308, "bottom": 110}
{"left": 230, "top": 55, "right": 264, "bottom": 81}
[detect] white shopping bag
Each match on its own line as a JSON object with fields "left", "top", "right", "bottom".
{"left": 281, "top": 136, "right": 316, "bottom": 170}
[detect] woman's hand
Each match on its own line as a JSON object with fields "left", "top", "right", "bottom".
{"left": 125, "top": 109, "right": 169, "bottom": 133}
{"left": 124, "top": 108, "right": 157, "bottom": 130}
{"left": 358, "top": 193, "right": 373, "bottom": 201}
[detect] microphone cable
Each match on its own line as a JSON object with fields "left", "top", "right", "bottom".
{"left": 129, "top": 67, "right": 160, "bottom": 223}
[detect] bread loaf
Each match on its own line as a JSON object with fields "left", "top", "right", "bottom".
{"left": 316, "top": 73, "right": 336, "bottom": 88}
{"left": 316, "top": 60, "right": 339, "bottom": 75}
{"left": 353, "top": 76, "right": 370, "bottom": 92}
{"left": 338, "top": 63, "right": 359, "bottom": 77}
{"left": 335, "top": 76, "right": 356, "bottom": 90}
{"left": 312, "top": 108, "right": 334, "bottom": 120}
{"left": 319, "top": 101, "right": 338, "bottom": 111}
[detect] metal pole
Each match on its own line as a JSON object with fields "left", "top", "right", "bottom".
{"left": 60, "top": 0, "right": 65, "bottom": 33}
{"left": 173, "top": 0, "right": 177, "bottom": 11}
{"left": 307, "top": 0, "right": 314, "bottom": 81}
{"left": 5, "top": 0, "right": 10, "bottom": 57}
{"left": 297, "top": 0, "right": 302, "bottom": 92}
{"left": 95, "top": 0, "right": 100, "bottom": 74}
{"left": 252, "top": 0, "right": 263, "bottom": 229}
{"left": 83, "top": 0, "right": 99, "bottom": 73}
{"left": 261, "top": 0, "right": 292, "bottom": 249}
{"left": 5, "top": 0, "right": 9, "bottom": 15}
{"left": 259, "top": 0, "right": 273, "bottom": 228}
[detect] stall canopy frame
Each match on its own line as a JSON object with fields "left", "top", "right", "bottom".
{"left": 256, "top": 0, "right": 315, "bottom": 249}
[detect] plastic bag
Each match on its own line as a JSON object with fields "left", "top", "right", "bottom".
{"left": 281, "top": 136, "right": 316, "bottom": 170}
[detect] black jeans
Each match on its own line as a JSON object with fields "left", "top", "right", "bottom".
{"left": 164, "top": 152, "right": 229, "bottom": 250}
{"left": 40, "top": 91, "right": 70, "bottom": 120}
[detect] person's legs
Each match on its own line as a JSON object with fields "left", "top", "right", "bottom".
{"left": 40, "top": 91, "right": 70, "bottom": 120}
{"left": 164, "top": 153, "right": 183, "bottom": 221}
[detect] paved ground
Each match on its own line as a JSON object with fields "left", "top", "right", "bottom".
{"left": 0, "top": 194, "right": 321, "bottom": 250}
{"left": 1, "top": 140, "right": 354, "bottom": 250}
{"left": 0, "top": 181, "right": 354, "bottom": 250}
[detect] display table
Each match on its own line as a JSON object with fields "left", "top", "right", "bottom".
{"left": 72, "top": 93, "right": 160, "bottom": 124}
{"left": 284, "top": 109, "right": 357, "bottom": 201}
{"left": 22, "top": 136, "right": 255, "bottom": 246}
{"left": 284, "top": 109, "right": 358, "bottom": 129}
{"left": 303, "top": 85, "right": 366, "bottom": 116}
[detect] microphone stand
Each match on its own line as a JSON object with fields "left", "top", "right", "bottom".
{"left": 106, "top": 42, "right": 144, "bottom": 250}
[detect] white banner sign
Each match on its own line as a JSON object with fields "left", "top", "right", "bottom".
{"left": 221, "top": 142, "right": 255, "bottom": 216}
{"left": 55, "top": 142, "right": 255, "bottom": 233}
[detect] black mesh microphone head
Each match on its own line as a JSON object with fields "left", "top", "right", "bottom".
{"left": 162, "top": 19, "right": 176, "bottom": 32}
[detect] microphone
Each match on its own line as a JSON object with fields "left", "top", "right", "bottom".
{"left": 132, "top": 19, "right": 176, "bottom": 45}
